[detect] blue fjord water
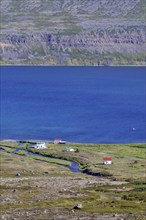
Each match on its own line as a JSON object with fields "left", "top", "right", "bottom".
{"left": 0, "top": 66, "right": 146, "bottom": 144}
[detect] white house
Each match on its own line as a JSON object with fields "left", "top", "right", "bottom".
{"left": 54, "top": 138, "right": 66, "bottom": 144}
{"left": 35, "top": 142, "right": 47, "bottom": 149}
{"left": 103, "top": 157, "right": 112, "bottom": 165}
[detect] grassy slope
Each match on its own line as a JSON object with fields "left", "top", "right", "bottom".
{"left": 0, "top": 0, "right": 145, "bottom": 65}
{"left": 1, "top": 141, "right": 145, "bottom": 180}
{"left": 0, "top": 141, "right": 146, "bottom": 219}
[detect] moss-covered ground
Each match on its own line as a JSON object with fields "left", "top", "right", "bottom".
{"left": 0, "top": 141, "right": 146, "bottom": 219}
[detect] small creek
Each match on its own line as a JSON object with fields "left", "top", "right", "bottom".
{"left": 0, "top": 147, "right": 81, "bottom": 173}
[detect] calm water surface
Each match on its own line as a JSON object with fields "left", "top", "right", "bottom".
{"left": 1, "top": 66, "right": 146, "bottom": 143}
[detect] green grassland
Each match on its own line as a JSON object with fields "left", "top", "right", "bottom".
{"left": 0, "top": 141, "right": 146, "bottom": 219}
{"left": 31, "top": 143, "right": 145, "bottom": 180}
{"left": 1, "top": 141, "right": 146, "bottom": 180}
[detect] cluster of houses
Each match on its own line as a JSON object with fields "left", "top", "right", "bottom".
{"left": 30, "top": 138, "right": 112, "bottom": 165}
{"left": 31, "top": 138, "right": 66, "bottom": 149}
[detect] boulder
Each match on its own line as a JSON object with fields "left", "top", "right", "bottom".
{"left": 73, "top": 204, "right": 83, "bottom": 209}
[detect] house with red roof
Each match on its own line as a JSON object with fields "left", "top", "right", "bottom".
{"left": 103, "top": 157, "right": 112, "bottom": 165}
{"left": 54, "top": 138, "right": 66, "bottom": 144}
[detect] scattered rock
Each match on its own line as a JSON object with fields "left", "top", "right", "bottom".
{"left": 43, "top": 171, "right": 49, "bottom": 174}
{"left": 88, "top": 181, "right": 92, "bottom": 184}
{"left": 16, "top": 173, "right": 20, "bottom": 177}
{"left": 44, "top": 209, "right": 47, "bottom": 214}
{"left": 73, "top": 204, "right": 83, "bottom": 209}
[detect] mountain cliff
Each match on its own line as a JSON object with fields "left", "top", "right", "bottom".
{"left": 0, "top": 0, "right": 145, "bottom": 65}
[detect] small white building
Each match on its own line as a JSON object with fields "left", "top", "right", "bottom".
{"left": 35, "top": 142, "right": 47, "bottom": 149}
{"left": 54, "top": 138, "right": 66, "bottom": 144}
{"left": 65, "top": 146, "right": 75, "bottom": 152}
{"left": 103, "top": 157, "right": 112, "bottom": 165}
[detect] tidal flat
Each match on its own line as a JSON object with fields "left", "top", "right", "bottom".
{"left": 0, "top": 141, "right": 146, "bottom": 220}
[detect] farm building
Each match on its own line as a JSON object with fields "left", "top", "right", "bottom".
{"left": 65, "top": 146, "right": 75, "bottom": 152}
{"left": 54, "top": 138, "right": 66, "bottom": 144}
{"left": 103, "top": 157, "right": 112, "bottom": 165}
{"left": 35, "top": 142, "right": 47, "bottom": 149}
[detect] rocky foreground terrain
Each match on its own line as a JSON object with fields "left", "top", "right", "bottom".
{"left": 0, "top": 141, "right": 146, "bottom": 219}
{"left": 0, "top": 0, "right": 146, "bottom": 65}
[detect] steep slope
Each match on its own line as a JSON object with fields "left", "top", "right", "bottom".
{"left": 0, "top": 0, "right": 145, "bottom": 65}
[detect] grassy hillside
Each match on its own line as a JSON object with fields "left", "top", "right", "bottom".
{"left": 0, "top": 141, "right": 146, "bottom": 219}
{"left": 0, "top": 0, "right": 145, "bottom": 65}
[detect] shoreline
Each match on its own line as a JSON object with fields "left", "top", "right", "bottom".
{"left": 0, "top": 64, "right": 146, "bottom": 67}
{"left": 1, "top": 139, "right": 146, "bottom": 145}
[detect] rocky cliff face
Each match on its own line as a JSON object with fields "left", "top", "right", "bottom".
{"left": 0, "top": 0, "right": 145, "bottom": 65}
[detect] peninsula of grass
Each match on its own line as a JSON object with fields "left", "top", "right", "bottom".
{"left": 28, "top": 155, "right": 71, "bottom": 166}
{"left": 0, "top": 146, "right": 14, "bottom": 153}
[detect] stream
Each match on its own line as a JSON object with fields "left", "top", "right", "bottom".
{"left": 0, "top": 147, "right": 81, "bottom": 173}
